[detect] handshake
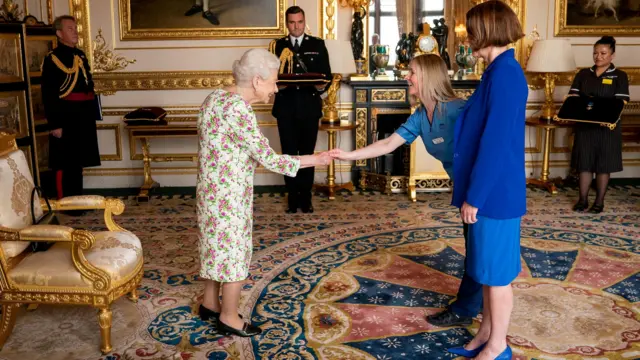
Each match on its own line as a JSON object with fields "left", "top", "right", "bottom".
{"left": 303, "top": 149, "right": 355, "bottom": 167}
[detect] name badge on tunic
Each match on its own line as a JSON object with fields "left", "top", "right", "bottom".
{"left": 602, "top": 78, "right": 613, "bottom": 85}
{"left": 432, "top": 137, "right": 444, "bottom": 144}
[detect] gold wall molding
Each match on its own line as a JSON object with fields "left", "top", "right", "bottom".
{"left": 93, "top": 71, "right": 235, "bottom": 94}
{"left": 70, "top": 0, "right": 92, "bottom": 66}
{"left": 84, "top": 164, "right": 353, "bottom": 176}
{"left": 96, "top": 123, "right": 122, "bottom": 161}
{"left": 93, "top": 29, "right": 136, "bottom": 72}
{"left": 321, "top": 0, "right": 337, "bottom": 40}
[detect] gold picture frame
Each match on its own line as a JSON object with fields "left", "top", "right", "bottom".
{"left": 0, "top": 91, "right": 29, "bottom": 139}
{"left": 0, "top": 33, "right": 24, "bottom": 83}
{"left": 26, "top": 35, "right": 57, "bottom": 77}
{"left": 555, "top": 0, "right": 640, "bottom": 36}
{"left": 119, "top": 0, "right": 287, "bottom": 40}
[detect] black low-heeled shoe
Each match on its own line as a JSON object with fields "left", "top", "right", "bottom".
{"left": 572, "top": 201, "right": 589, "bottom": 212}
{"left": 198, "top": 305, "right": 242, "bottom": 322}
{"left": 217, "top": 319, "right": 262, "bottom": 337}
{"left": 588, "top": 203, "right": 604, "bottom": 214}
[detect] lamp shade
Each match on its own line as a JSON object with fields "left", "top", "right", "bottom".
{"left": 526, "top": 39, "right": 576, "bottom": 73}
{"left": 324, "top": 39, "right": 357, "bottom": 74}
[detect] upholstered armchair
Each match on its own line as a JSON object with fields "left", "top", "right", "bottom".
{"left": 0, "top": 132, "right": 143, "bottom": 354}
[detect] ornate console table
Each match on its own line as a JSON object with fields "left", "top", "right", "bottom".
{"left": 126, "top": 125, "right": 197, "bottom": 202}
{"left": 347, "top": 78, "right": 479, "bottom": 201}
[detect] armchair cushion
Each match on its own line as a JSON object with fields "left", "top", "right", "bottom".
{"left": 0, "top": 150, "right": 43, "bottom": 258}
{"left": 9, "top": 231, "right": 142, "bottom": 287}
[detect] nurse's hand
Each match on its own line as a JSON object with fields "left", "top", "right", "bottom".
{"left": 461, "top": 202, "right": 478, "bottom": 224}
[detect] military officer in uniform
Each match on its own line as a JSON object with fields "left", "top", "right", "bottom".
{"left": 270, "top": 6, "right": 332, "bottom": 213}
{"left": 41, "top": 15, "right": 101, "bottom": 208}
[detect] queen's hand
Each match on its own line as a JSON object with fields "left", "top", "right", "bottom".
{"left": 299, "top": 152, "right": 332, "bottom": 168}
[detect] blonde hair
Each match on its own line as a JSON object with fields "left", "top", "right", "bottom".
{"left": 410, "top": 54, "right": 458, "bottom": 113}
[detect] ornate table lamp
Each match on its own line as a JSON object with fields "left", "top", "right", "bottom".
{"left": 526, "top": 39, "right": 576, "bottom": 120}
{"left": 322, "top": 39, "right": 357, "bottom": 125}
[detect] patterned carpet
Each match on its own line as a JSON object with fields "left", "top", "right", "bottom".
{"left": 0, "top": 186, "right": 638, "bottom": 360}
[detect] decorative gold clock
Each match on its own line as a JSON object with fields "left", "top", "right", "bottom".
{"left": 414, "top": 24, "right": 440, "bottom": 57}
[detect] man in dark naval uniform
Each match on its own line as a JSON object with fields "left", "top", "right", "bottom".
{"left": 41, "top": 15, "right": 101, "bottom": 204}
{"left": 270, "top": 6, "right": 332, "bottom": 214}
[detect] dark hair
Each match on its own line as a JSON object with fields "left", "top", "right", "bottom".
{"left": 286, "top": 6, "right": 305, "bottom": 19}
{"left": 466, "top": 0, "right": 524, "bottom": 51}
{"left": 53, "top": 15, "right": 76, "bottom": 31}
{"left": 595, "top": 36, "right": 616, "bottom": 53}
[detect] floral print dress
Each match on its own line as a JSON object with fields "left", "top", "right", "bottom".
{"left": 197, "top": 89, "right": 300, "bottom": 282}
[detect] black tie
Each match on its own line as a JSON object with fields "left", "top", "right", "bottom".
{"left": 294, "top": 39, "right": 300, "bottom": 53}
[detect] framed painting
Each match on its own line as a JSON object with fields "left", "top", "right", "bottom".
{"left": 0, "top": 33, "right": 24, "bottom": 83}
{"left": 30, "top": 84, "right": 46, "bottom": 126}
{"left": 26, "top": 36, "right": 57, "bottom": 77}
{"left": 556, "top": 0, "right": 640, "bottom": 36}
{"left": 119, "top": 0, "right": 287, "bottom": 40}
{"left": 0, "top": 91, "right": 29, "bottom": 139}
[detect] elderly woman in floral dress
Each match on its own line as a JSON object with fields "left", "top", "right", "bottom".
{"left": 196, "top": 48, "right": 330, "bottom": 337}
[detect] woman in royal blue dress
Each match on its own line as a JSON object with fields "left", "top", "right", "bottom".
{"left": 447, "top": 1, "right": 528, "bottom": 359}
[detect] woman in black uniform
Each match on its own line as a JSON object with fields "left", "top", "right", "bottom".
{"left": 568, "top": 36, "right": 630, "bottom": 213}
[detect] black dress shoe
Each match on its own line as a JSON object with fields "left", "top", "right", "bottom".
{"left": 426, "top": 308, "right": 473, "bottom": 327}
{"left": 301, "top": 205, "right": 314, "bottom": 213}
{"left": 572, "top": 200, "right": 589, "bottom": 212}
{"left": 184, "top": 4, "right": 202, "bottom": 16}
{"left": 285, "top": 207, "right": 297, "bottom": 214}
{"left": 203, "top": 10, "right": 220, "bottom": 25}
{"left": 217, "top": 319, "right": 262, "bottom": 337}
{"left": 198, "top": 304, "right": 242, "bottom": 322}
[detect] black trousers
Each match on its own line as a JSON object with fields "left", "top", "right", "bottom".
{"left": 276, "top": 113, "right": 319, "bottom": 208}
{"left": 449, "top": 223, "right": 484, "bottom": 317}
{"left": 55, "top": 167, "right": 84, "bottom": 199}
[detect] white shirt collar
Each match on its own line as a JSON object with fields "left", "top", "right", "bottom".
{"left": 290, "top": 34, "right": 304, "bottom": 46}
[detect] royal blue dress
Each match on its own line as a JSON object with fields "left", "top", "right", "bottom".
{"left": 452, "top": 49, "right": 528, "bottom": 286}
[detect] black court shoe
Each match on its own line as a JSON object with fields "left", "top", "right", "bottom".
{"left": 217, "top": 319, "right": 262, "bottom": 337}
{"left": 572, "top": 200, "right": 589, "bottom": 212}
{"left": 588, "top": 203, "right": 604, "bottom": 214}
{"left": 198, "top": 304, "right": 241, "bottom": 322}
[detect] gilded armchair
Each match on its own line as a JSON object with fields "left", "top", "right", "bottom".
{"left": 0, "top": 132, "right": 143, "bottom": 354}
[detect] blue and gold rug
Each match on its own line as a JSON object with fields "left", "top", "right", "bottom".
{"left": 0, "top": 187, "right": 638, "bottom": 360}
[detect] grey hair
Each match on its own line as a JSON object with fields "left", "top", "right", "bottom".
{"left": 53, "top": 15, "right": 76, "bottom": 31}
{"left": 232, "top": 49, "right": 280, "bottom": 87}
